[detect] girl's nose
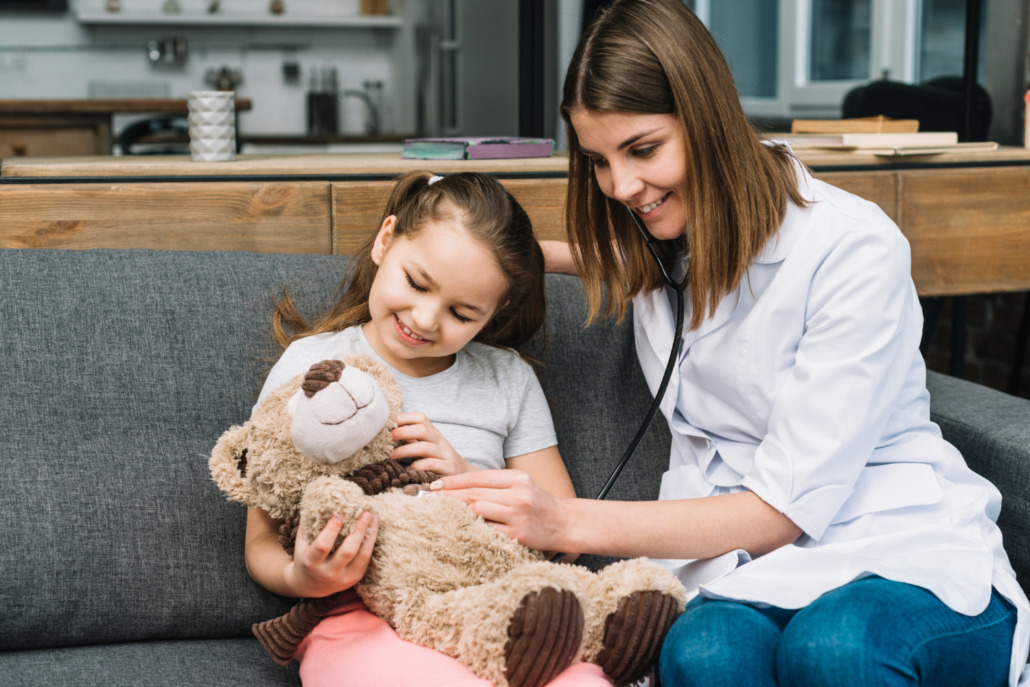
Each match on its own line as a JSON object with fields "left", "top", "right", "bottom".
{"left": 410, "top": 301, "right": 439, "bottom": 331}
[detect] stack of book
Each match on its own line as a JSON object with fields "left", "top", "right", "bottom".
{"left": 401, "top": 137, "right": 554, "bottom": 160}
{"left": 770, "top": 116, "right": 997, "bottom": 156}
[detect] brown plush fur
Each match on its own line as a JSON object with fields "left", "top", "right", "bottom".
{"left": 210, "top": 355, "right": 687, "bottom": 687}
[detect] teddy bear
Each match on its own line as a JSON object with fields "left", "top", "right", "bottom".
{"left": 209, "top": 355, "right": 686, "bottom": 687}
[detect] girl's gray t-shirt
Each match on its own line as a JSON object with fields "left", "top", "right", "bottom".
{"left": 256, "top": 325, "right": 557, "bottom": 470}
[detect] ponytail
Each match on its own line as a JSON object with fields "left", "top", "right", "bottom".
{"left": 271, "top": 170, "right": 546, "bottom": 353}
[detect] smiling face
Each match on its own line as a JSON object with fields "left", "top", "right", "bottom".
{"left": 363, "top": 211, "right": 510, "bottom": 377}
{"left": 569, "top": 109, "right": 689, "bottom": 242}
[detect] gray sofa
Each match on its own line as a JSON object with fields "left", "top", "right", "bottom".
{"left": 1, "top": 248, "right": 1027, "bottom": 686}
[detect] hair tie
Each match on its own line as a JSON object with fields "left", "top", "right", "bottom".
{"left": 428, "top": 175, "right": 443, "bottom": 185}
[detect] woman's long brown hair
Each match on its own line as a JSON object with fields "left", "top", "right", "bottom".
{"left": 272, "top": 171, "right": 545, "bottom": 351}
{"left": 561, "top": 0, "right": 807, "bottom": 329}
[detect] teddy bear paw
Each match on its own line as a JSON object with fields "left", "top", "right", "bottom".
{"left": 504, "top": 587, "right": 583, "bottom": 687}
{"left": 596, "top": 590, "right": 680, "bottom": 685}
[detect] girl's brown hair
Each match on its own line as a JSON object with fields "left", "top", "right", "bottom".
{"left": 272, "top": 170, "right": 545, "bottom": 351}
{"left": 560, "top": 0, "right": 807, "bottom": 329}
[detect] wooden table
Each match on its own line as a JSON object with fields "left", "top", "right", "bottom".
{"left": 0, "top": 98, "right": 253, "bottom": 157}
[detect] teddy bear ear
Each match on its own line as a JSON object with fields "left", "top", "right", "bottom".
{"left": 209, "top": 423, "right": 255, "bottom": 504}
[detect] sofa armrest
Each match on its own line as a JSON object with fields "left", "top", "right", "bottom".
{"left": 926, "top": 370, "right": 1030, "bottom": 597}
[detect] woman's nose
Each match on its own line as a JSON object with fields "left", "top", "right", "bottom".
{"left": 608, "top": 162, "right": 644, "bottom": 203}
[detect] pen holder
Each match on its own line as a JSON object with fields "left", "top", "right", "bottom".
{"left": 188, "top": 90, "right": 236, "bottom": 162}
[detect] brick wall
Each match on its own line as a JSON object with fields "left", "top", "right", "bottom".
{"left": 922, "top": 292, "right": 1030, "bottom": 400}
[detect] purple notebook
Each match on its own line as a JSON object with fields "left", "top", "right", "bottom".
{"left": 402, "top": 137, "right": 554, "bottom": 160}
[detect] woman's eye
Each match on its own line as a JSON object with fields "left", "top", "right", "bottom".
{"left": 633, "top": 145, "right": 658, "bottom": 159}
{"left": 405, "top": 274, "right": 427, "bottom": 292}
{"left": 585, "top": 155, "right": 607, "bottom": 167}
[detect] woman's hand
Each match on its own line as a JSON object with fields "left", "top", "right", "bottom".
{"left": 431, "top": 470, "right": 569, "bottom": 552}
{"left": 539, "top": 240, "right": 578, "bottom": 275}
{"left": 391, "top": 412, "right": 476, "bottom": 476}
{"left": 284, "top": 511, "right": 378, "bottom": 598}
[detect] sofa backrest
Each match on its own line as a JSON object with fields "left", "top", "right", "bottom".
{"left": 0, "top": 248, "right": 668, "bottom": 651}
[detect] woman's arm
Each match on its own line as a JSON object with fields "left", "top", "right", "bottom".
{"left": 245, "top": 506, "right": 379, "bottom": 598}
{"left": 506, "top": 446, "right": 579, "bottom": 561}
{"left": 432, "top": 470, "right": 801, "bottom": 560}
{"left": 539, "top": 240, "right": 578, "bottom": 275}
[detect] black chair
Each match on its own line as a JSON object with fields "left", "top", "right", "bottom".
{"left": 842, "top": 76, "right": 992, "bottom": 141}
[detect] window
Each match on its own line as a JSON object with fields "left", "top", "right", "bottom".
{"left": 688, "top": 0, "right": 977, "bottom": 120}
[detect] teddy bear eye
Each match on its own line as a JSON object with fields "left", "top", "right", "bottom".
{"left": 236, "top": 448, "right": 249, "bottom": 478}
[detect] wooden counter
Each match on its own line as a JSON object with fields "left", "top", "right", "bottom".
{"left": 0, "top": 151, "right": 567, "bottom": 178}
{"left": 0, "top": 98, "right": 252, "bottom": 158}
{"left": 2, "top": 149, "right": 1029, "bottom": 297}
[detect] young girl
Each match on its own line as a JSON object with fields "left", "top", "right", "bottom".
{"left": 244, "top": 171, "right": 608, "bottom": 686}
{"left": 433, "top": 2, "right": 1030, "bottom": 686}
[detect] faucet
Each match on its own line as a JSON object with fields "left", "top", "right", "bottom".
{"left": 339, "top": 88, "right": 380, "bottom": 136}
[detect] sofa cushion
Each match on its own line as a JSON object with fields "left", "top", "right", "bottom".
{"left": 0, "top": 639, "right": 299, "bottom": 686}
{"left": 0, "top": 249, "right": 347, "bottom": 651}
{"left": 927, "top": 370, "right": 1030, "bottom": 599}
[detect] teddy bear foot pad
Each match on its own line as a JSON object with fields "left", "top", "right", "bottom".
{"left": 504, "top": 587, "right": 584, "bottom": 687}
{"left": 597, "top": 589, "right": 681, "bottom": 685}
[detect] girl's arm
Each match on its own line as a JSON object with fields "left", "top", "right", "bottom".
{"left": 506, "top": 446, "right": 576, "bottom": 499}
{"left": 245, "top": 505, "right": 379, "bottom": 598}
{"left": 431, "top": 470, "right": 801, "bottom": 560}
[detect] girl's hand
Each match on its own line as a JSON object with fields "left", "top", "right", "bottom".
{"left": 431, "top": 470, "right": 568, "bottom": 551}
{"left": 391, "top": 412, "right": 476, "bottom": 476}
{"left": 285, "top": 511, "right": 378, "bottom": 598}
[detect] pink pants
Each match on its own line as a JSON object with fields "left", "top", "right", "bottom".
{"left": 295, "top": 592, "right": 610, "bottom": 686}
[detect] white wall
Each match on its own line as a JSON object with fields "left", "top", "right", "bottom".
{"left": 0, "top": 0, "right": 416, "bottom": 137}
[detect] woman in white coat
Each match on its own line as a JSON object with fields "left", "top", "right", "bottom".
{"left": 433, "top": 0, "right": 1029, "bottom": 684}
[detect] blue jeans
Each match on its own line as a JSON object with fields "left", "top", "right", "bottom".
{"left": 658, "top": 576, "right": 1016, "bottom": 687}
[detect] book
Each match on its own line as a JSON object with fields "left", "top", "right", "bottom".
{"left": 768, "top": 131, "right": 998, "bottom": 157}
{"left": 791, "top": 131, "right": 958, "bottom": 149}
{"left": 772, "top": 131, "right": 960, "bottom": 151}
{"left": 790, "top": 115, "right": 920, "bottom": 134}
{"left": 867, "top": 141, "right": 999, "bottom": 157}
{"left": 401, "top": 137, "right": 555, "bottom": 160}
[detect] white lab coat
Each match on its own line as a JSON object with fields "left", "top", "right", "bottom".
{"left": 634, "top": 162, "right": 1030, "bottom": 685}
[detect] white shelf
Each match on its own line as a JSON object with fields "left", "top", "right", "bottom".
{"left": 75, "top": 10, "right": 402, "bottom": 28}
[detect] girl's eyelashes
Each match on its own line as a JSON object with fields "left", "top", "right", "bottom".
{"left": 407, "top": 271, "right": 474, "bottom": 323}
{"left": 405, "top": 273, "right": 427, "bottom": 292}
{"left": 450, "top": 309, "right": 473, "bottom": 324}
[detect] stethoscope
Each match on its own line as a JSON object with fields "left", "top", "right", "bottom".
{"left": 552, "top": 209, "right": 686, "bottom": 562}
{"left": 594, "top": 208, "right": 688, "bottom": 500}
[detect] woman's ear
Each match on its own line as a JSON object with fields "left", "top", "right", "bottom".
{"left": 371, "top": 215, "right": 397, "bottom": 265}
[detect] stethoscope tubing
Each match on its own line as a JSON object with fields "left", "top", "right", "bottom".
{"left": 551, "top": 211, "right": 686, "bottom": 562}
{"left": 594, "top": 210, "right": 687, "bottom": 500}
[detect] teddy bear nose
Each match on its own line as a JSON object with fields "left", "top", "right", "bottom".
{"left": 289, "top": 363, "right": 392, "bottom": 465}
{"left": 339, "top": 364, "right": 376, "bottom": 409}
{"left": 309, "top": 366, "right": 377, "bottom": 426}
